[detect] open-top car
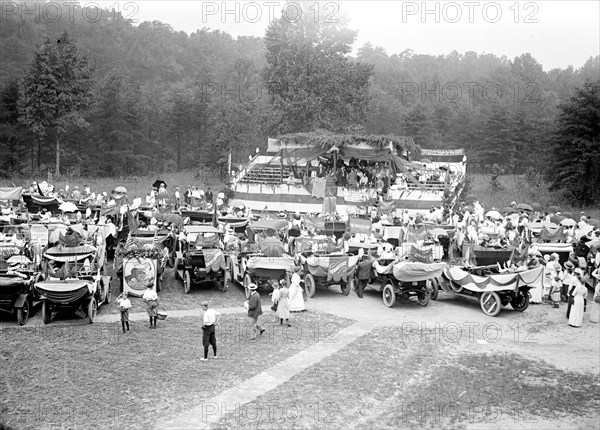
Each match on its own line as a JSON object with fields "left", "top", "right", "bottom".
{"left": 441, "top": 264, "right": 542, "bottom": 316}
{"left": 175, "top": 225, "right": 229, "bottom": 293}
{"left": 34, "top": 243, "right": 111, "bottom": 324}
{"left": 0, "top": 225, "right": 43, "bottom": 325}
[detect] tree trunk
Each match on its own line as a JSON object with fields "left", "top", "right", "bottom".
{"left": 55, "top": 136, "right": 60, "bottom": 177}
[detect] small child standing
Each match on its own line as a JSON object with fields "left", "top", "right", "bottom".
{"left": 115, "top": 292, "right": 132, "bottom": 333}
{"left": 551, "top": 275, "right": 562, "bottom": 308}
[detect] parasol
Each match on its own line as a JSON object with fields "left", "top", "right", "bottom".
{"left": 114, "top": 186, "right": 127, "bottom": 194}
{"left": 59, "top": 202, "right": 78, "bottom": 213}
{"left": 501, "top": 207, "right": 516, "bottom": 214}
{"left": 530, "top": 202, "right": 543, "bottom": 212}
{"left": 550, "top": 215, "right": 565, "bottom": 224}
{"left": 562, "top": 211, "right": 574, "bottom": 219}
{"left": 152, "top": 180, "right": 167, "bottom": 189}
{"left": 485, "top": 210, "right": 502, "bottom": 219}
{"left": 516, "top": 203, "right": 533, "bottom": 211}
{"left": 547, "top": 205, "right": 561, "bottom": 213}
{"left": 560, "top": 218, "right": 576, "bottom": 226}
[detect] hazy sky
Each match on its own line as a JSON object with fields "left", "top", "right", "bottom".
{"left": 106, "top": 1, "right": 599, "bottom": 70}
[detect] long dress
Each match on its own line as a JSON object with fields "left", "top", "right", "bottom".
{"left": 276, "top": 287, "right": 291, "bottom": 320}
{"left": 590, "top": 283, "right": 600, "bottom": 323}
{"left": 568, "top": 282, "right": 587, "bottom": 327}
{"left": 288, "top": 282, "right": 306, "bottom": 312}
{"left": 529, "top": 265, "right": 543, "bottom": 303}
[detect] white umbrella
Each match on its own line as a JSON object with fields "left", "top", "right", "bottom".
{"left": 59, "top": 202, "right": 78, "bottom": 213}
{"left": 485, "top": 210, "right": 502, "bottom": 220}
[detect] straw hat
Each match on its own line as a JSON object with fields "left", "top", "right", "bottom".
{"left": 248, "top": 283, "right": 258, "bottom": 290}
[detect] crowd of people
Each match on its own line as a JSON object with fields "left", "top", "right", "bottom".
{"left": 289, "top": 158, "right": 454, "bottom": 196}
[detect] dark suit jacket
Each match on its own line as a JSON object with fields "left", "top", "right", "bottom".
{"left": 248, "top": 292, "right": 262, "bottom": 318}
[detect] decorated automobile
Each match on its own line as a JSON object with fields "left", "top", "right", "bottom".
{"left": 35, "top": 241, "right": 111, "bottom": 324}
{"left": 175, "top": 225, "right": 229, "bottom": 293}
{"left": 115, "top": 234, "right": 164, "bottom": 296}
{"left": 299, "top": 253, "right": 359, "bottom": 298}
{"left": 442, "top": 265, "right": 542, "bottom": 316}
{"left": 0, "top": 225, "right": 43, "bottom": 325}
{"left": 355, "top": 249, "right": 445, "bottom": 307}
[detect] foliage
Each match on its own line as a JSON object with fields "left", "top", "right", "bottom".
{"left": 262, "top": 3, "right": 373, "bottom": 134}
{"left": 17, "top": 29, "right": 95, "bottom": 175}
{"left": 276, "top": 130, "right": 418, "bottom": 153}
{"left": 548, "top": 80, "right": 600, "bottom": 205}
{"left": 1, "top": 2, "right": 599, "bottom": 180}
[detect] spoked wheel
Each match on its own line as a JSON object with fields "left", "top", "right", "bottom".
{"left": 42, "top": 300, "right": 52, "bottom": 324}
{"left": 17, "top": 299, "right": 30, "bottom": 326}
{"left": 418, "top": 290, "right": 431, "bottom": 306}
{"left": 184, "top": 271, "right": 191, "bottom": 294}
{"left": 480, "top": 291, "right": 502, "bottom": 317}
{"left": 243, "top": 273, "right": 253, "bottom": 299}
{"left": 511, "top": 289, "right": 530, "bottom": 312}
{"left": 88, "top": 298, "right": 97, "bottom": 324}
{"left": 304, "top": 274, "right": 316, "bottom": 298}
{"left": 382, "top": 283, "right": 396, "bottom": 308}
{"left": 341, "top": 278, "right": 352, "bottom": 296}
{"left": 429, "top": 278, "right": 440, "bottom": 300}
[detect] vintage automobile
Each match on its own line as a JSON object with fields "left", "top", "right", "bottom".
{"left": 299, "top": 253, "right": 358, "bottom": 298}
{"left": 356, "top": 252, "right": 446, "bottom": 307}
{"left": 35, "top": 243, "right": 111, "bottom": 324}
{"left": 0, "top": 255, "right": 43, "bottom": 325}
{"left": 175, "top": 225, "right": 229, "bottom": 293}
{"left": 441, "top": 264, "right": 542, "bottom": 316}
{"left": 229, "top": 219, "right": 293, "bottom": 298}
{"left": 0, "top": 225, "right": 44, "bottom": 325}
{"left": 242, "top": 254, "right": 296, "bottom": 298}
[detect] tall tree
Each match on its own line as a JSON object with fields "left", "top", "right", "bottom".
{"left": 549, "top": 80, "right": 600, "bottom": 205}
{"left": 18, "top": 30, "right": 94, "bottom": 176}
{"left": 262, "top": 3, "right": 373, "bottom": 134}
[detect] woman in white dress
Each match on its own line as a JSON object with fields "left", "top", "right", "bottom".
{"left": 276, "top": 282, "right": 291, "bottom": 326}
{"left": 568, "top": 269, "right": 587, "bottom": 327}
{"left": 288, "top": 273, "right": 306, "bottom": 312}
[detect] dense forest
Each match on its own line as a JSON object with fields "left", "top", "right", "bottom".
{"left": 1, "top": 2, "right": 598, "bottom": 202}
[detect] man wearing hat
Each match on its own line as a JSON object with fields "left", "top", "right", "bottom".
{"left": 246, "top": 284, "right": 265, "bottom": 340}
{"left": 200, "top": 301, "right": 221, "bottom": 361}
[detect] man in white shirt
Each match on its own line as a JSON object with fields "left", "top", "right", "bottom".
{"left": 115, "top": 292, "right": 132, "bottom": 333}
{"left": 200, "top": 301, "right": 221, "bottom": 361}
